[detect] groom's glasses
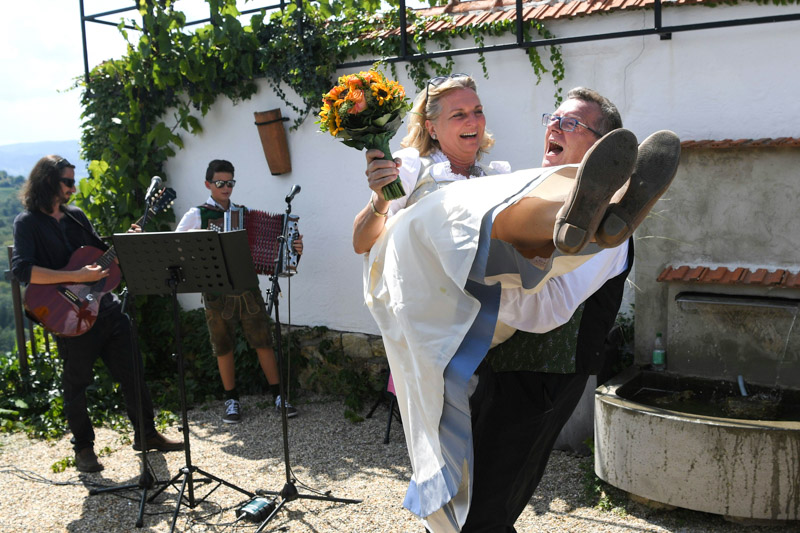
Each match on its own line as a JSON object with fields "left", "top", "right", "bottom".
{"left": 542, "top": 113, "right": 602, "bottom": 137}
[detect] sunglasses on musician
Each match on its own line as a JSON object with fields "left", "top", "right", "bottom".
{"left": 211, "top": 179, "right": 236, "bottom": 188}
{"left": 60, "top": 178, "right": 76, "bottom": 188}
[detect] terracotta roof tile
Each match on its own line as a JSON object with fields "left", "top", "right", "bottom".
{"left": 785, "top": 271, "right": 800, "bottom": 289}
{"left": 658, "top": 265, "right": 800, "bottom": 289}
{"left": 484, "top": 11, "right": 505, "bottom": 23}
{"left": 700, "top": 267, "right": 727, "bottom": 283}
{"left": 681, "top": 138, "right": 800, "bottom": 150}
{"left": 409, "top": 0, "right": 730, "bottom": 27}
{"left": 743, "top": 269, "right": 768, "bottom": 285}
{"left": 573, "top": 1, "right": 593, "bottom": 15}
{"left": 721, "top": 268, "right": 746, "bottom": 285}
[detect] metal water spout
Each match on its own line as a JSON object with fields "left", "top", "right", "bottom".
{"left": 737, "top": 375, "right": 748, "bottom": 397}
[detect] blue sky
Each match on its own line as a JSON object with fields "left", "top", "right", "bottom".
{"left": 0, "top": 1, "right": 130, "bottom": 146}
{"left": 0, "top": 1, "right": 427, "bottom": 147}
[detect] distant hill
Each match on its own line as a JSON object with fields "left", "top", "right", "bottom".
{"left": 0, "top": 141, "right": 88, "bottom": 178}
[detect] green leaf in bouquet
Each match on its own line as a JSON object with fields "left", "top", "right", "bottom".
{"left": 372, "top": 112, "right": 394, "bottom": 127}
{"left": 382, "top": 113, "right": 405, "bottom": 131}
{"left": 342, "top": 138, "right": 368, "bottom": 150}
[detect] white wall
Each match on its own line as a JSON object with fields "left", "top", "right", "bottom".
{"left": 165, "top": 2, "right": 800, "bottom": 334}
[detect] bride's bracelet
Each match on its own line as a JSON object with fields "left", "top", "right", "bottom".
{"left": 371, "top": 197, "right": 389, "bottom": 218}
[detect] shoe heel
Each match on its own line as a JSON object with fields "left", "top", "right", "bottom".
{"left": 555, "top": 223, "right": 588, "bottom": 254}
{"left": 598, "top": 211, "right": 627, "bottom": 243}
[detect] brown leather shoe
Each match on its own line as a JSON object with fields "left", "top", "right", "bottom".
{"left": 133, "top": 432, "right": 184, "bottom": 452}
{"left": 75, "top": 447, "right": 104, "bottom": 472}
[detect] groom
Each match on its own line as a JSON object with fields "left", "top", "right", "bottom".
{"left": 462, "top": 88, "right": 679, "bottom": 533}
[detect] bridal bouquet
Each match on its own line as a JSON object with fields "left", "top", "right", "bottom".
{"left": 318, "top": 66, "right": 412, "bottom": 200}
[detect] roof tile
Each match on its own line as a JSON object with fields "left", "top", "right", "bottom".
{"left": 658, "top": 265, "right": 800, "bottom": 289}
{"left": 681, "top": 138, "right": 800, "bottom": 150}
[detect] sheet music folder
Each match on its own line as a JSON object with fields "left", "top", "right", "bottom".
{"left": 112, "top": 230, "right": 259, "bottom": 296}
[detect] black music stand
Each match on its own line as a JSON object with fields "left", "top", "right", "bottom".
{"left": 112, "top": 229, "right": 257, "bottom": 532}
{"left": 253, "top": 189, "right": 361, "bottom": 532}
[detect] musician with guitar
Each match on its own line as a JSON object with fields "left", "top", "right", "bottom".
{"left": 175, "top": 159, "right": 303, "bottom": 424}
{"left": 11, "top": 155, "right": 183, "bottom": 473}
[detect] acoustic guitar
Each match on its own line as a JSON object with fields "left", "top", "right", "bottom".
{"left": 23, "top": 187, "right": 176, "bottom": 337}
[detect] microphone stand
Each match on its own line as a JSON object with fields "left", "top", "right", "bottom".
{"left": 254, "top": 188, "right": 360, "bottom": 532}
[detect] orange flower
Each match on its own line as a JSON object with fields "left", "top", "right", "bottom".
{"left": 346, "top": 89, "right": 367, "bottom": 114}
{"left": 360, "top": 70, "right": 377, "bottom": 84}
{"left": 345, "top": 75, "right": 364, "bottom": 92}
{"left": 324, "top": 85, "right": 346, "bottom": 101}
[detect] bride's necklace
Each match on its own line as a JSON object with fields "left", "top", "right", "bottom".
{"left": 448, "top": 161, "right": 480, "bottom": 178}
{"left": 448, "top": 161, "right": 483, "bottom": 179}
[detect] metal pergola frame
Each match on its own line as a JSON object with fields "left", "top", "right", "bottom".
{"left": 79, "top": 0, "right": 800, "bottom": 86}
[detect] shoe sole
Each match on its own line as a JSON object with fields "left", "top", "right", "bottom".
{"left": 132, "top": 443, "right": 185, "bottom": 452}
{"left": 554, "top": 128, "right": 639, "bottom": 254}
{"left": 595, "top": 130, "right": 681, "bottom": 248}
{"left": 76, "top": 466, "right": 104, "bottom": 473}
{"left": 222, "top": 418, "right": 242, "bottom": 424}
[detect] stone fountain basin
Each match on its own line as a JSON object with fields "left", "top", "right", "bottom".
{"left": 595, "top": 368, "right": 800, "bottom": 522}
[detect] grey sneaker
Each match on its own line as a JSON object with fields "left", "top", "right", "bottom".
{"left": 75, "top": 447, "right": 104, "bottom": 473}
{"left": 275, "top": 395, "right": 298, "bottom": 418}
{"left": 223, "top": 398, "right": 242, "bottom": 424}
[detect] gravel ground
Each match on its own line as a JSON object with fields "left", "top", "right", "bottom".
{"left": 0, "top": 393, "right": 795, "bottom": 533}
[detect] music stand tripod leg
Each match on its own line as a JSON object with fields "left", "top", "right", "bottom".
{"left": 153, "top": 271, "right": 253, "bottom": 532}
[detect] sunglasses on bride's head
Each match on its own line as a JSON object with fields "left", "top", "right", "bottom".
{"left": 425, "top": 73, "right": 471, "bottom": 103}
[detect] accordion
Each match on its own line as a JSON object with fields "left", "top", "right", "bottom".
{"left": 209, "top": 206, "right": 300, "bottom": 277}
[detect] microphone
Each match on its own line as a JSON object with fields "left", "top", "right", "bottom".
{"left": 285, "top": 184, "right": 301, "bottom": 203}
{"left": 145, "top": 176, "right": 162, "bottom": 201}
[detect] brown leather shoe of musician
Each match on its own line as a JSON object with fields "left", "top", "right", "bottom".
{"left": 132, "top": 432, "right": 184, "bottom": 452}
{"left": 75, "top": 447, "right": 104, "bottom": 473}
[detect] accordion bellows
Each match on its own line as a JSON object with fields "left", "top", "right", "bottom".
{"left": 211, "top": 206, "right": 299, "bottom": 276}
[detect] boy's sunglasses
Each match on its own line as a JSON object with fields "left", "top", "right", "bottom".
{"left": 211, "top": 179, "right": 236, "bottom": 188}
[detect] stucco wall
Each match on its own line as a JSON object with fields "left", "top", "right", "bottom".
{"left": 634, "top": 147, "right": 800, "bottom": 385}
{"left": 164, "top": 2, "right": 800, "bottom": 336}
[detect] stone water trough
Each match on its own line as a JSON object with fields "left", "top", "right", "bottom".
{"left": 595, "top": 291, "right": 800, "bottom": 522}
